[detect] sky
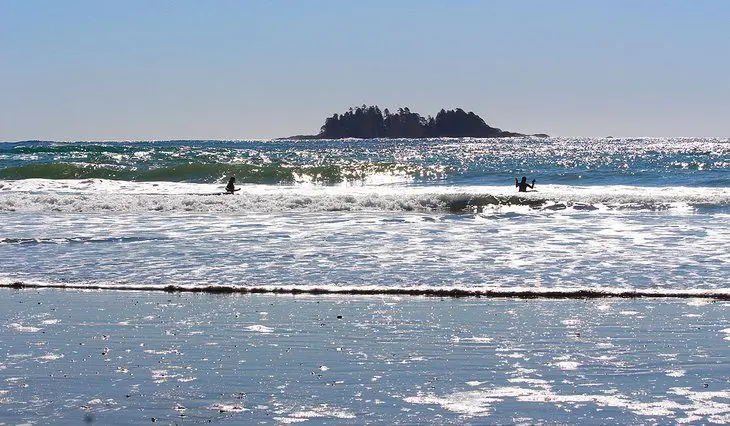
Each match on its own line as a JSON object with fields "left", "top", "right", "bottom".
{"left": 1, "top": 0, "right": 729, "bottom": 140}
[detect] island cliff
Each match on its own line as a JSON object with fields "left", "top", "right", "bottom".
{"left": 289, "top": 105, "right": 525, "bottom": 139}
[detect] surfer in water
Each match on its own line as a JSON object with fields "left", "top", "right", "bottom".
{"left": 225, "top": 176, "right": 240, "bottom": 194}
{"left": 515, "top": 176, "right": 536, "bottom": 192}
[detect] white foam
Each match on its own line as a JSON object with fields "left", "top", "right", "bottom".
{"left": 144, "top": 349, "right": 180, "bottom": 355}
{"left": 452, "top": 336, "right": 493, "bottom": 344}
{"left": 274, "top": 404, "right": 356, "bottom": 422}
{"left": 404, "top": 390, "right": 505, "bottom": 417}
{"left": 7, "top": 323, "right": 42, "bottom": 333}
{"left": 36, "top": 353, "right": 64, "bottom": 361}
{"left": 553, "top": 361, "right": 581, "bottom": 370}
{"left": 406, "top": 384, "right": 730, "bottom": 419}
{"left": 245, "top": 325, "right": 274, "bottom": 333}
{"left": 1, "top": 179, "right": 727, "bottom": 213}
{"left": 210, "top": 403, "right": 247, "bottom": 413}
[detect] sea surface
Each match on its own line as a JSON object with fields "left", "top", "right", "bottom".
{"left": 1, "top": 137, "right": 728, "bottom": 296}
{"left": 1, "top": 137, "right": 729, "bottom": 424}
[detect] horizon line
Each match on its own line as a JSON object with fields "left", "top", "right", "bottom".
{"left": 3, "top": 135, "right": 730, "bottom": 144}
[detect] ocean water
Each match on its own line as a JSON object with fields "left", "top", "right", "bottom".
{"left": 1, "top": 137, "right": 729, "bottom": 296}
{"left": 1, "top": 137, "right": 730, "bottom": 423}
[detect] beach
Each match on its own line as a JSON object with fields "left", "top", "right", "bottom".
{"left": 1, "top": 137, "right": 729, "bottom": 424}
{"left": 2, "top": 288, "right": 729, "bottom": 424}
{"left": 4, "top": 0, "right": 730, "bottom": 422}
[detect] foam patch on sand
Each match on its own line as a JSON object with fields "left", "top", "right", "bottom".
{"left": 405, "top": 384, "right": 730, "bottom": 420}
{"left": 273, "top": 404, "right": 356, "bottom": 423}
{"left": 452, "top": 336, "right": 493, "bottom": 344}
{"left": 553, "top": 361, "right": 581, "bottom": 370}
{"left": 7, "top": 323, "right": 42, "bottom": 333}
{"left": 36, "top": 353, "right": 64, "bottom": 362}
{"left": 404, "top": 388, "right": 520, "bottom": 417}
{"left": 246, "top": 325, "right": 274, "bottom": 333}
{"left": 210, "top": 403, "right": 247, "bottom": 413}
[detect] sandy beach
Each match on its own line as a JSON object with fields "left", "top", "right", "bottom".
{"left": 2, "top": 289, "right": 729, "bottom": 424}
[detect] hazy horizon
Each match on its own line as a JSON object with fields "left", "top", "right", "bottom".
{"left": 2, "top": 0, "right": 729, "bottom": 141}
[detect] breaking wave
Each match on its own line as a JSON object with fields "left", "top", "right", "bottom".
{"left": 0, "top": 179, "right": 727, "bottom": 213}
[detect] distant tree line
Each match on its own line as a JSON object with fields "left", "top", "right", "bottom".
{"left": 314, "top": 105, "right": 521, "bottom": 139}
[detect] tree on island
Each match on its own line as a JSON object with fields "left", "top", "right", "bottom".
{"left": 311, "top": 105, "right": 521, "bottom": 139}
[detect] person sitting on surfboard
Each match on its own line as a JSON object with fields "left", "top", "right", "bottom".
{"left": 515, "top": 176, "right": 535, "bottom": 192}
{"left": 225, "top": 176, "right": 240, "bottom": 194}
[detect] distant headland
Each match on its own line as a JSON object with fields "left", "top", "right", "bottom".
{"left": 287, "top": 105, "right": 544, "bottom": 139}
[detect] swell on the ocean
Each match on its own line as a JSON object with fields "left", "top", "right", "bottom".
{"left": 0, "top": 162, "right": 361, "bottom": 185}
{"left": 3, "top": 281, "right": 729, "bottom": 300}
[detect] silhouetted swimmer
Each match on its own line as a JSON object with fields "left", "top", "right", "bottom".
{"left": 515, "top": 176, "right": 536, "bottom": 192}
{"left": 225, "top": 177, "right": 240, "bottom": 194}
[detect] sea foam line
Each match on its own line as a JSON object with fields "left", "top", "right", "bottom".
{"left": 1, "top": 182, "right": 728, "bottom": 213}
{"left": 2, "top": 281, "right": 729, "bottom": 300}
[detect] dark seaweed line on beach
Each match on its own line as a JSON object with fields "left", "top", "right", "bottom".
{"left": 2, "top": 282, "right": 729, "bottom": 300}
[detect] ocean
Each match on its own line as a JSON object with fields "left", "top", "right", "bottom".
{"left": 1, "top": 137, "right": 729, "bottom": 424}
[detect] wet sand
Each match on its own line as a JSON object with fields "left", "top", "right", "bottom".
{"left": 1, "top": 289, "right": 729, "bottom": 424}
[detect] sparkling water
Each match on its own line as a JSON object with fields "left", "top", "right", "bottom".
{"left": 2, "top": 137, "right": 730, "bottom": 424}
{"left": 1, "top": 137, "right": 728, "bottom": 296}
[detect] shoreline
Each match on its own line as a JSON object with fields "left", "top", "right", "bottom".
{"left": 3, "top": 281, "right": 730, "bottom": 300}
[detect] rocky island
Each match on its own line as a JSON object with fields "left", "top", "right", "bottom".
{"left": 288, "top": 105, "right": 528, "bottom": 139}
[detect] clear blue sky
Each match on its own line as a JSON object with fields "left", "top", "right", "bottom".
{"left": 1, "top": 0, "right": 728, "bottom": 140}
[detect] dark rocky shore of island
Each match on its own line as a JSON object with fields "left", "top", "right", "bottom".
{"left": 286, "top": 105, "right": 546, "bottom": 139}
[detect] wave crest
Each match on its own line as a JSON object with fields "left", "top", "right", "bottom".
{"left": 0, "top": 162, "right": 440, "bottom": 185}
{"left": 1, "top": 180, "right": 727, "bottom": 213}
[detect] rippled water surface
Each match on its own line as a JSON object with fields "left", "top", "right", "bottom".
{"left": 1, "top": 137, "right": 729, "bottom": 423}
{"left": 1, "top": 137, "right": 729, "bottom": 186}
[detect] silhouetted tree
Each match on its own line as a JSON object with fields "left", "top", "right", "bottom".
{"left": 317, "top": 105, "right": 518, "bottom": 139}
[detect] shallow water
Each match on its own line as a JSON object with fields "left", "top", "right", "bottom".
{"left": 1, "top": 208, "right": 728, "bottom": 295}
{"left": 1, "top": 290, "right": 729, "bottom": 424}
